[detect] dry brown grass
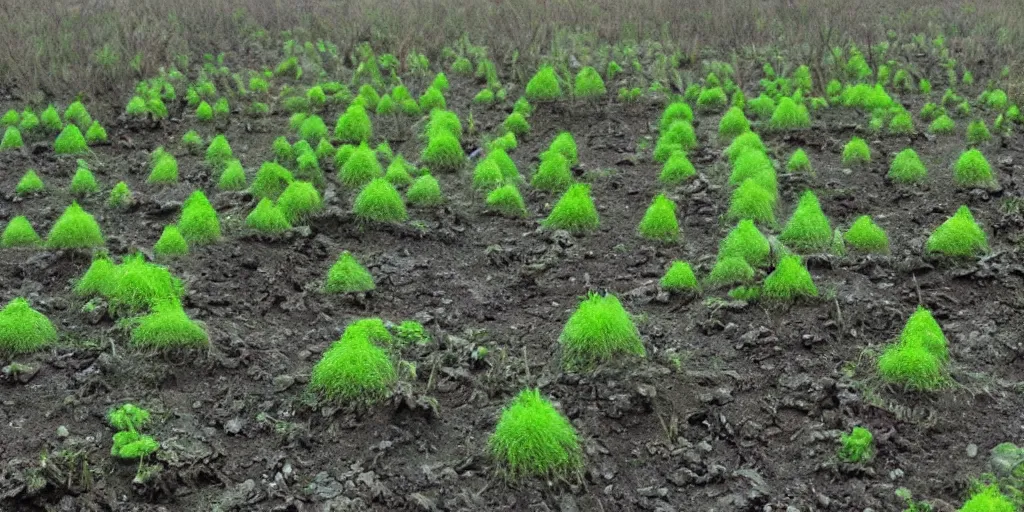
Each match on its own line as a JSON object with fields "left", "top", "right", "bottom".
{"left": 0, "top": 0, "right": 1022, "bottom": 97}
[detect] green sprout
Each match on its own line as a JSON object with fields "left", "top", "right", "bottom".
{"left": 47, "top": 202, "right": 104, "bottom": 250}
{"left": 660, "top": 150, "right": 696, "bottom": 185}
{"left": 335, "top": 104, "right": 372, "bottom": 144}
{"left": 178, "top": 191, "right": 221, "bottom": 245}
{"left": 108, "top": 404, "right": 151, "bottom": 431}
{"left": 153, "top": 225, "right": 188, "bottom": 259}
{"left": 637, "top": 194, "right": 679, "bottom": 243}
{"left": 762, "top": 255, "right": 818, "bottom": 301}
{"left": 719, "top": 219, "right": 770, "bottom": 268}
{"left": 844, "top": 215, "right": 889, "bottom": 254}
{"left": 276, "top": 181, "right": 323, "bottom": 224}
{"left": 525, "top": 66, "right": 563, "bottom": 102}
{"left": 251, "top": 162, "right": 295, "bottom": 199}
{"left": 560, "top": 292, "right": 644, "bottom": 369}
{"left": 542, "top": 183, "right": 598, "bottom": 234}
{"left": 486, "top": 184, "right": 527, "bottom": 217}
{"left": 887, "top": 148, "right": 927, "bottom": 184}
{"left": 0, "top": 298, "right": 57, "bottom": 354}
{"left": 489, "top": 388, "right": 583, "bottom": 480}
{"left": 54, "top": 125, "right": 88, "bottom": 155}
{"left": 954, "top": 148, "right": 997, "bottom": 189}
{"left": 395, "top": 320, "right": 430, "bottom": 345}
{"left": 660, "top": 261, "right": 700, "bottom": 293}
{"left": 16, "top": 170, "right": 44, "bottom": 196}
{"left": 573, "top": 66, "right": 606, "bottom": 99}
{"left": 768, "top": 97, "right": 811, "bottom": 131}
{"left": 353, "top": 178, "right": 407, "bottom": 223}
{"left": 841, "top": 137, "right": 870, "bottom": 167}
{"left": 779, "top": 190, "right": 832, "bottom": 253}
{"left": 838, "top": 427, "right": 873, "bottom": 463}
{"left": 926, "top": 205, "right": 988, "bottom": 258}
{"left": 130, "top": 300, "right": 209, "bottom": 349}
{"left": 324, "top": 251, "right": 375, "bottom": 293}
{"left": 407, "top": 174, "right": 443, "bottom": 207}
{"left": 1, "top": 216, "right": 41, "bottom": 248}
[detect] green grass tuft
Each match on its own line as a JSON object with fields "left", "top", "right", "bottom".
{"left": 426, "top": 109, "right": 464, "bottom": 141}
{"left": 276, "top": 181, "right": 323, "bottom": 224}
{"left": 900, "top": 306, "right": 948, "bottom": 361}
{"left": 727, "top": 179, "right": 777, "bottom": 226}
{"left": 421, "top": 132, "right": 465, "bottom": 172}
{"left": 206, "top": 134, "right": 233, "bottom": 168}
{"left": 718, "top": 107, "right": 750, "bottom": 141}
{"left": 108, "top": 403, "right": 150, "bottom": 431}
{"left": 659, "top": 102, "right": 694, "bottom": 132}
{"left": 54, "top": 125, "right": 88, "bottom": 154}
{"left": 843, "top": 215, "right": 889, "bottom": 254}
{"left": 1, "top": 126, "right": 23, "bottom": 150}
{"left": 489, "top": 388, "right": 583, "bottom": 479}
{"left": 74, "top": 255, "right": 118, "bottom": 297}
{"left": 958, "top": 485, "right": 1015, "bottom": 512}
{"left": 339, "top": 143, "right": 382, "bottom": 188}
{"left": 926, "top": 205, "right": 988, "bottom": 258}
{"left": 560, "top": 292, "right": 644, "bottom": 368}
{"left": 503, "top": 112, "right": 530, "bottom": 137}
{"left": 472, "top": 159, "right": 504, "bottom": 191}
{"left": 245, "top": 198, "right": 292, "bottom": 235}
{"left": 779, "top": 191, "right": 832, "bottom": 253}
{"left": 487, "top": 149, "right": 520, "bottom": 182}
{"left": 762, "top": 255, "right": 818, "bottom": 300}
{"left": 335, "top": 104, "right": 372, "bottom": 144}
{"left": 178, "top": 191, "right": 221, "bottom": 245}
{"left": 719, "top": 219, "right": 770, "bottom": 267}
{"left": 273, "top": 136, "right": 293, "bottom": 162}
{"left": 547, "top": 132, "right": 578, "bottom": 167}
{"left": 217, "top": 160, "right": 247, "bottom": 191}
{"left": 786, "top": 149, "right": 812, "bottom": 174}
{"left": 299, "top": 115, "right": 328, "bottom": 143}
{"left": 877, "top": 340, "right": 944, "bottom": 391}
{"left": 696, "top": 87, "right": 727, "bottom": 112}
{"left": 309, "top": 324, "right": 396, "bottom": 403}
{"left": 728, "top": 149, "right": 776, "bottom": 195}
{"left": 251, "top": 162, "right": 295, "bottom": 199}
{"left": 384, "top": 157, "right": 414, "bottom": 187}
{"left": 637, "top": 194, "right": 679, "bottom": 243}
{"left": 16, "top": 169, "right": 44, "bottom": 196}
{"left": 966, "top": 119, "right": 992, "bottom": 146}
{"left": 706, "top": 256, "right": 755, "bottom": 288}
{"left": 148, "top": 154, "right": 179, "bottom": 184}
{"left": 0, "top": 298, "right": 57, "bottom": 354}
{"left": 418, "top": 86, "right": 446, "bottom": 111}
{"left": 324, "top": 251, "right": 375, "bottom": 293}
{"left": 841, "top": 137, "right": 871, "bottom": 166}
{"left": 486, "top": 184, "right": 527, "bottom": 217}
{"left": 747, "top": 94, "right": 775, "bottom": 119}
{"left": 954, "top": 148, "right": 997, "bottom": 189}
{"left": 69, "top": 165, "right": 98, "bottom": 196}
{"left": 531, "top": 152, "right": 573, "bottom": 192}
{"left": 1, "top": 216, "right": 41, "bottom": 248}
{"left": 47, "top": 202, "right": 104, "bottom": 249}
{"left": 40, "top": 105, "right": 62, "bottom": 133}
{"left": 104, "top": 254, "right": 185, "bottom": 314}
{"left": 542, "top": 183, "right": 598, "bottom": 234}
{"left": 660, "top": 150, "right": 696, "bottom": 185}
{"left": 838, "top": 427, "right": 873, "bottom": 463}
{"left": 660, "top": 261, "right": 700, "bottom": 293}
{"left": 725, "top": 131, "right": 766, "bottom": 163}
{"left": 768, "top": 97, "right": 811, "bottom": 131}
{"left": 353, "top": 178, "right": 407, "bottom": 223}
{"left": 196, "top": 101, "right": 213, "bottom": 122}
{"left": 887, "top": 148, "right": 927, "bottom": 184}
{"left": 489, "top": 132, "right": 518, "bottom": 153}
{"left": 130, "top": 300, "right": 208, "bottom": 349}
{"left": 407, "top": 174, "right": 443, "bottom": 206}
{"left": 928, "top": 115, "right": 955, "bottom": 135}
{"left": 526, "top": 66, "right": 563, "bottom": 102}
{"left": 153, "top": 225, "right": 188, "bottom": 259}
{"left": 653, "top": 121, "right": 697, "bottom": 162}
{"left": 573, "top": 66, "right": 605, "bottom": 99}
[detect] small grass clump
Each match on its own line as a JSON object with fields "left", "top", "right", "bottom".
{"left": 246, "top": 198, "right": 292, "bottom": 235}
{"left": 706, "top": 256, "right": 755, "bottom": 288}
{"left": 250, "top": 162, "right": 295, "bottom": 200}
{"left": 47, "top": 202, "right": 104, "bottom": 250}
{"left": 418, "top": 86, "right": 446, "bottom": 111}
{"left": 929, "top": 115, "right": 955, "bottom": 135}
{"left": 16, "top": 170, "right": 44, "bottom": 196}
{"left": 54, "top": 125, "right": 88, "bottom": 154}
{"left": 888, "top": 110, "right": 914, "bottom": 135}
{"left": 489, "top": 132, "right": 518, "bottom": 153}
{"left": 276, "top": 181, "right": 323, "bottom": 224}
{"left": 421, "top": 132, "right": 465, "bottom": 172}
{"left": 786, "top": 149, "right": 812, "bottom": 174}
{"left": 1, "top": 216, "right": 41, "bottom": 248}
{"left": 954, "top": 148, "right": 997, "bottom": 189}
{"left": 130, "top": 300, "right": 208, "bottom": 349}
{"left": 1, "top": 127, "right": 23, "bottom": 150}
{"left": 958, "top": 485, "right": 1015, "bottom": 512}
{"left": 838, "top": 427, "right": 873, "bottom": 463}
{"left": 728, "top": 149, "right": 776, "bottom": 193}
{"left": 486, "top": 184, "right": 527, "bottom": 217}
{"left": 503, "top": 112, "right": 530, "bottom": 137}
{"left": 339, "top": 143, "right": 382, "bottom": 188}
{"left": 153, "top": 225, "right": 188, "bottom": 259}
{"left": 727, "top": 179, "right": 777, "bottom": 226}
{"left": 309, "top": 324, "right": 396, "bottom": 403}
{"left": 299, "top": 115, "right": 328, "bottom": 143}
{"left": 844, "top": 216, "right": 889, "bottom": 254}
{"left": 966, "top": 119, "right": 992, "bottom": 146}
{"left": 40, "top": 105, "right": 62, "bottom": 133}
{"left": 900, "top": 306, "right": 948, "bottom": 361}
{"left": 148, "top": 153, "right": 179, "bottom": 184}
{"left": 353, "top": 178, "right": 407, "bottom": 223}
{"left": 69, "top": 165, "right": 98, "bottom": 196}
{"left": 0, "top": 298, "right": 57, "bottom": 354}
{"left": 487, "top": 149, "right": 520, "bottom": 182}
{"left": 546, "top": 132, "right": 578, "bottom": 167}
{"left": 205, "top": 135, "right": 233, "bottom": 168}
{"left": 178, "top": 191, "right": 221, "bottom": 245}
{"left": 653, "top": 121, "right": 697, "bottom": 162}
{"left": 531, "top": 153, "right": 573, "bottom": 192}
{"left": 181, "top": 130, "right": 203, "bottom": 155}
{"left": 660, "top": 261, "right": 700, "bottom": 293}
{"left": 762, "top": 255, "right": 818, "bottom": 301}
{"left": 841, "top": 137, "right": 871, "bottom": 167}
{"left": 725, "top": 131, "right": 766, "bottom": 163}
{"left": 107, "top": 181, "right": 132, "bottom": 209}
{"left": 660, "top": 150, "right": 696, "bottom": 185}
{"left": 637, "top": 194, "right": 679, "bottom": 243}
{"left": 542, "top": 183, "right": 598, "bottom": 234}
{"left": 768, "top": 97, "right": 811, "bottom": 131}
{"left": 324, "top": 251, "right": 375, "bottom": 293}
{"left": 407, "top": 174, "right": 443, "bottom": 206}
{"left": 196, "top": 101, "right": 213, "bottom": 122}
{"left": 103, "top": 254, "right": 185, "bottom": 314}
{"left": 877, "top": 337, "right": 945, "bottom": 391}
{"left": 779, "top": 191, "right": 832, "bottom": 253}
{"left": 560, "top": 292, "right": 644, "bottom": 368}
{"left": 217, "top": 160, "right": 247, "bottom": 191}
{"left": 335, "top": 104, "right": 372, "bottom": 144}
{"left": 525, "top": 66, "right": 563, "bottom": 102}
{"left": 887, "top": 149, "right": 927, "bottom": 184}
{"left": 719, "top": 219, "right": 770, "bottom": 268}
{"left": 489, "top": 388, "right": 583, "bottom": 480}
{"left": 718, "top": 107, "right": 750, "bottom": 141}
{"left": 573, "top": 66, "right": 606, "bottom": 99}
{"left": 696, "top": 87, "right": 728, "bottom": 112}
{"left": 926, "top": 205, "right": 988, "bottom": 258}
{"left": 659, "top": 102, "right": 694, "bottom": 132}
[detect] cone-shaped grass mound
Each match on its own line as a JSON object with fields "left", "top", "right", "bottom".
{"left": 841, "top": 137, "right": 870, "bottom": 167}
{"left": 706, "top": 256, "right": 755, "bottom": 288}
{"left": 725, "top": 131, "right": 766, "bottom": 163}
{"left": 718, "top": 107, "right": 750, "bottom": 141}
{"left": 560, "top": 292, "right": 644, "bottom": 369}
{"left": 178, "top": 191, "right": 221, "bottom": 245}
{"left": 953, "top": 148, "right": 997, "bottom": 189}
{"left": 926, "top": 205, "right": 988, "bottom": 258}
{"left": 335, "top": 104, "right": 372, "bottom": 144}
{"left": 489, "top": 389, "right": 583, "bottom": 480}
{"left": 486, "top": 184, "right": 527, "bottom": 217}
{"left": 779, "top": 191, "right": 832, "bottom": 253}
{"left": 153, "top": 225, "right": 188, "bottom": 260}
{"left": 660, "top": 150, "right": 696, "bottom": 185}
{"left": 426, "top": 109, "right": 463, "bottom": 141}
{"left": 503, "top": 112, "right": 530, "bottom": 136}
{"left": 762, "top": 255, "right": 818, "bottom": 301}
{"left": 660, "top": 102, "right": 694, "bottom": 132}
{"left": 54, "top": 124, "right": 88, "bottom": 155}
{"left": 660, "top": 261, "right": 700, "bottom": 293}
{"left": 727, "top": 179, "right": 777, "bottom": 226}
{"left": 966, "top": 120, "right": 991, "bottom": 146}
{"left": 728, "top": 149, "right": 776, "bottom": 193}
{"left": 573, "top": 66, "right": 605, "bottom": 99}
{"left": 353, "top": 178, "right": 407, "bottom": 223}
{"left": 47, "top": 202, "right": 104, "bottom": 250}
{"left": 887, "top": 148, "right": 927, "bottom": 184}
{"left": 653, "top": 121, "right": 697, "bottom": 162}
{"left": 130, "top": 300, "right": 208, "bottom": 349}
{"left": 86, "top": 121, "right": 107, "bottom": 144}
{"left": 1, "top": 126, "right": 23, "bottom": 150}
{"left": 877, "top": 340, "right": 944, "bottom": 391}
{"left": 407, "top": 174, "right": 443, "bottom": 207}
{"left": 0, "top": 298, "right": 57, "bottom": 354}
{"left": 719, "top": 219, "right": 770, "bottom": 268}
{"left": 900, "top": 306, "right": 948, "bottom": 361}
{"left": 787, "top": 149, "right": 812, "bottom": 174}
{"left": 421, "top": 132, "right": 465, "bottom": 172}
{"left": 246, "top": 198, "right": 292, "bottom": 235}
{"left": 384, "top": 157, "right": 414, "bottom": 187}
{"left": 843, "top": 215, "right": 889, "bottom": 254}
{"left": 637, "top": 194, "right": 679, "bottom": 243}
{"left": 217, "top": 160, "right": 247, "bottom": 191}
{"left": 486, "top": 149, "right": 520, "bottom": 182}
{"left": 74, "top": 255, "right": 118, "bottom": 297}
{"left": 148, "top": 154, "right": 179, "bottom": 184}
{"left": 542, "top": 183, "right": 598, "bottom": 234}
{"left": 768, "top": 97, "right": 811, "bottom": 131}
{"left": 276, "top": 181, "right": 323, "bottom": 224}
{"left": 888, "top": 111, "right": 914, "bottom": 135}
{"left": 69, "top": 166, "right": 98, "bottom": 196}
{"left": 309, "top": 323, "right": 397, "bottom": 403}
{"left": 531, "top": 152, "right": 573, "bottom": 192}
{"left": 107, "top": 181, "right": 132, "bottom": 209}
{"left": 324, "top": 251, "right": 375, "bottom": 293}
{"left": 340, "top": 143, "right": 382, "bottom": 188}
{"left": 525, "top": 66, "right": 563, "bottom": 102}
{"left": 929, "top": 115, "right": 955, "bottom": 135}
{"left": 206, "top": 134, "right": 233, "bottom": 168}
{"left": 16, "top": 170, "right": 45, "bottom": 196}
{"left": 697, "top": 87, "right": 727, "bottom": 112}
{"left": 2, "top": 216, "right": 41, "bottom": 248}
{"left": 103, "top": 254, "right": 185, "bottom": 314}
{"left": 252, "top": 162, "right": 295, "bottom": 199}
{"left": 472, "top": 159, "right": 504, "bottom": 192}
{"left": 958, "top": 485, "right": 1015, "bottom": 512}
{"left": 547, "top": 132, "right": 578, "bottom": 167}
{"left": 299, "top": 115, "right": 328, "bottom": 143}
{"left": 418, "top": 86, "right": 446, "bottom": 111}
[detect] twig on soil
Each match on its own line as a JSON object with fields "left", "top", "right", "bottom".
{"left": 110, "top": 338, "right": 117, "bottom": 359}
{"left": 522, "top": 347, "right": 531, "bottom": 382}
{"left": 912, "top": 274, "right": 923, "bottom": 305}
{"left": 833, "top": 297, "right": 844, "bottom": 342}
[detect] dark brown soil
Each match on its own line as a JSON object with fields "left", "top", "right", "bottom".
{"left": 2, "top": 74, "right": 1024, "bottom": 512}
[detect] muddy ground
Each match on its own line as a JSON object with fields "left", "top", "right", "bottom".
{"left": 1, "top": 71, "right": 1024, "bottom": 512}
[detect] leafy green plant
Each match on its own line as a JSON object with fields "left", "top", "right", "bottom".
{"left": 276, "top": 181, "right": 322, "bottom": 224}
{"left": 838, "top": 427, "right": 873, "bottom": 463}
{"left": 218, "top": 160, "right": 247, "bottom": 191}
{"left": 206, "top": 134, "right": 233, "bottom": 168}
{"left": 706, "top": 256, "right": 755, "bottom": 288}
{"left": 542, "top": 183, "right": 598, "bottom": 234}
{"left": 573, "top": 66, "right": 606, "bottom": 99}
{"left": 747, "top": 94, "right": 776, "bottom": 119}
{"left": 489, "top": 388, "right": 583, "bottom": 479}
{"left": 1, "top": 109, "right": 19, "bottom": 127}
{"left": 954, "top": 148, "right": 996, "bottom": 189}
{"left": 196, "top": 101, "right": 213, "bottom": 122}
{"left": 108, "top": 404, "right": 150, "bottom": 431}
{"left": 958, "top": 485, "right": 1015, "bottom": 512}
{"left": 101, "top": 254, "right": 185, "bottom": 313}
{"left": 309, "top": 326, "right": 396, "bottom": 403}
{"left": 486, "top": 184, "right": 527, "bottom": 217}
{"left": 718, "top": 107, "right": 750, "bottom": 140}
{"left": 727, "top": 179, "right": 777, "bottom": 226}
{"left": 489, "top": 132, "right": 518, "bottom": 152}
{"left": 153, "top": 225, "right": 188, "bottom": 259}
{"left": 779, "top": 191, "right": 832, "bottom": 253}
{"left": 16, "top": 170, "right": 44, "bottom": 196}
{"left": 725, "top": 131, "right": 766, "bottom": 163}
{"left": 762, "top": 255, "right": 817, "bottom": 300}
{"left": 353, "top": 178, "right": 407, "bottom": 223}
{"left": 768, "top": 97, "right": 811, "bottom": 131}
{"left": 324, "top": 251, "right": 375, "bottom": 293}
{"left": 525, "top": 66, "right": 563, "bottom": 102}
{"left": 472, "top": 159, "right": 503, "bottom": 191}
{"left": 384, "top": 157, "right": 414, "bottom": 187}
{"left": 547, "top": 132, "right": 578, "bottom": 166}
{"left": 106, "top": 181, "right": 131, "bottom": 210}
{"left": 47, "top": 202, "right": 104, "bottom": 249}
{"left": 900, "top": 306, "right": 948, "bottom": 361}
{"left": 68, "top": 164, "right": 98, "bottom": 196}
{"left": 73, "top": 255, "right": 117, "bottom": 297}
{"left": 148, "top": 154, "right": 178, "bottom": 184}
{"left": 245, "top": 198, "right": 292, "bottom": 235}
{"left": 1, "top": 127, "right": 23, "bottom": 150}
{"left": 637, "top": 194, "right": 679, "bottom": 243}
{"left": 926, "top": 205, "right": 988, "bottom": 258}
{"left": 719, "top": 219, "right": 770, "bottom": 267}
{"left": 421, "top": 132, "right": 464, "bottom": 172}
{"left": 0, "top": 297, "right": 57, "bottom": 353}
{"left": 728, "top": 149, "right": 776, "bottom": 194}
{"left": 130, "top": 300, "right": 208, "bottom": 348}
{"left": 213, "top": 98, "right": 229, "bottom": 118}
{"left": 180, "top": 130, "right": 203, "bottom": 155}
{"left": 178, "top": 191, "right": 221, "bottom": 245}
{"left": 560, "top": 292, "right": 643, "bottom": 368}
{"left": 660, "top": 261, "right": 699, "bottom": 293}
{"left": 54, "top": 125, "right": 88, "bottom": 154}
{"left": 417, "top": 86, "right": 446, "bottom": 112}
{"left": 503, "top": 112, "right": 530, "bottom": 137}
{"left": 786, "top": 149, "right": 812, "bottom": 174}
{"left": 531, "top": 153, "right": 573, "bottom": 192}
{"left": 487, "top": 149, "right": 520, "bottom": 182}
{"left": 335, "top": 104, "right": 372, "bottom": 144}
{"left": 877, "top": 339, "right": 944, "bottom": 391}
{"left": 19, "top": 109, "right": 39, "bottom": 132}
{"left": 887, "top": 149, "right": 927, "bottom": 183}
{"left": 841, "top": 137, "right": 870, "bottom": 166}
{"left": 1, "top": 216, "right": 41, "bottom": 248}
{"left": 407, "top": 174, "right": 443, "bottom": 206}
